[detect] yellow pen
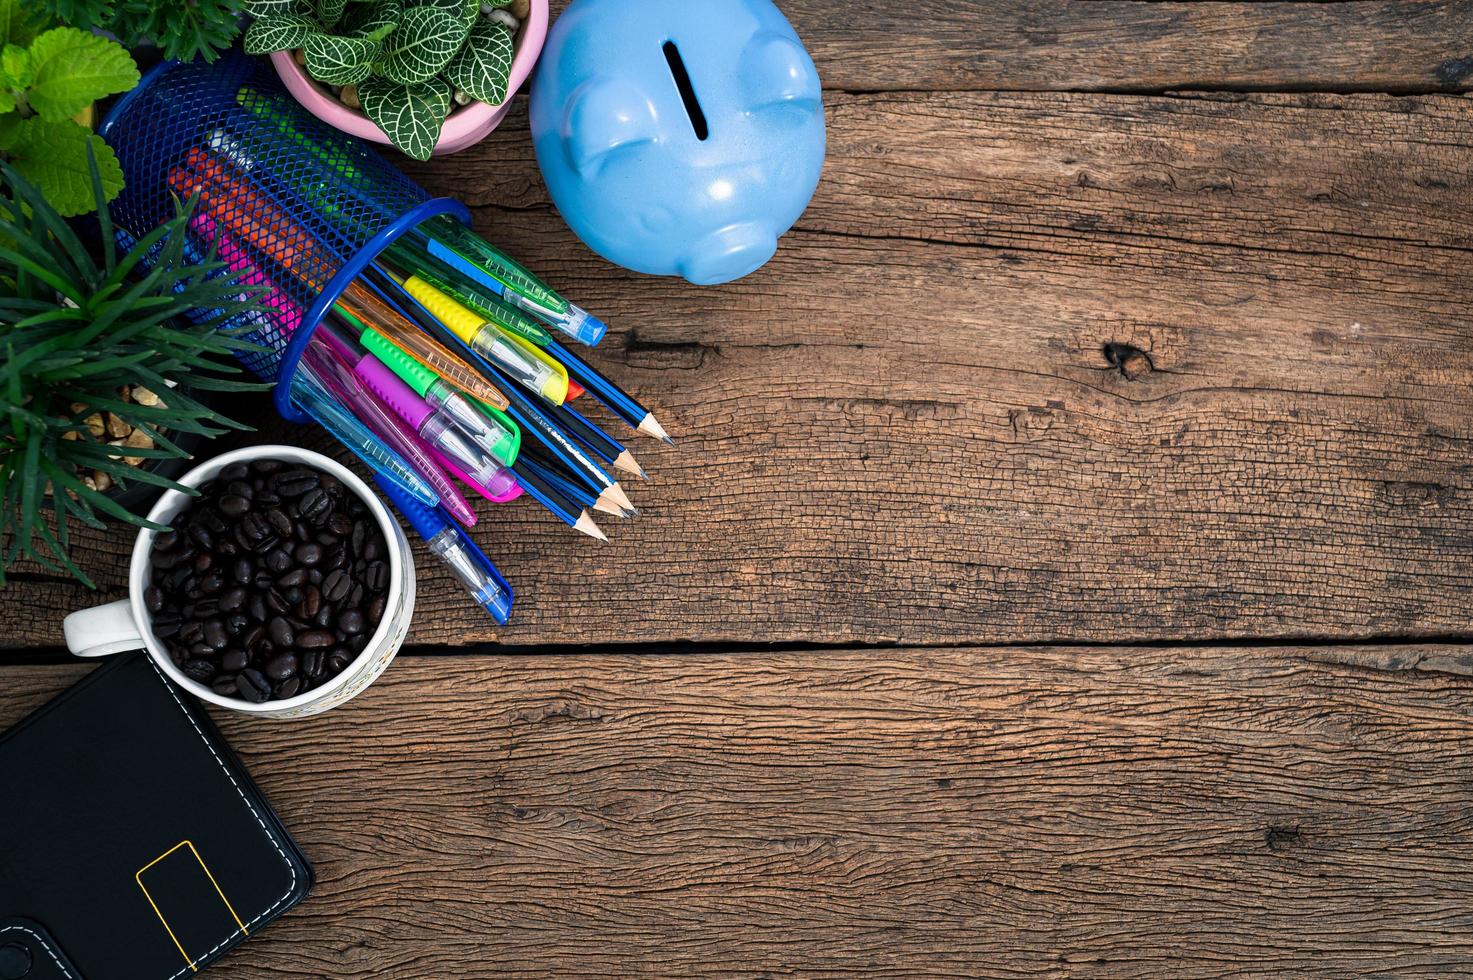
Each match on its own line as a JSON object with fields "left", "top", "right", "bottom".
{"left": 393, "top": 269, "right": 569, "bottom": 405}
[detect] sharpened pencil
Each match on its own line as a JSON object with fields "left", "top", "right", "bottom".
{"left": 544, "top": 338, "right": 673, "bottom": 444}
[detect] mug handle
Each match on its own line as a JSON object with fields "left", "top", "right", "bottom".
{"left": 63, "top": 600, "right": 145, "bottom": 658}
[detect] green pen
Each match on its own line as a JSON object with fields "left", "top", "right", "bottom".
{"left": 336, "top": 308, "right": 521, "bottom": 467}
{"left": 408, "top": 218, "right": 609, "bottom": 347}
{"left": 382, "top": 246, "right": 552, "bottom": 346}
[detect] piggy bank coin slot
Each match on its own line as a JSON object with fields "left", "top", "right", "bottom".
{"left": 662, "top": 40, "right": 709, "bottom": 141}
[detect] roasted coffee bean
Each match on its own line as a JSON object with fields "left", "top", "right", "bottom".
{"left": 308, "top": 568, "right": 323, "bottom": 585}
{"left": 251, "top": 459, "right": 283, "bottom": 475}
{"left": 193, "top": 552, "right": 213, "bottom": 574}
{"left": 277, "top": 568, "right": 307, "bottom": 589}
{"left": 203, "top": 619, "right": 228, "bottom": 650}
{"left": 241, "top": 624, "right": 265, "bottom": 651}
{"left": 328, "top": 513, "right": 354, "bottom": 537}
{"left": 265, "top": 588, "right": 290, "bottom": 614}
{"left": 200, "top": 507, "right": 227, "bottom": 533}
{"left": 296, "top": 629, "right": 334, "bottom": 649}
{"left": 327, "top": 648, "right": 354, "bottom": 673}
{"left": 283, "top": 585, "right": 304, "bottom": 605}
{"left": 236, "top": 512, "right": 273, "bottom": 551}
{"left": 152, "top": 615, "right": 182, "bottom": 639}
{"left": 314, "top": 605, "right": 334, "bottom": 628}
{"left": 231, "top": 558, "right": 253, "bottom": 584}
{"left": 362, "top": 536, "right": 384, "bottom": 561}
{"left": 299, "top": 487, "right": 333, "bottom": 526}
{"left": 236, "top": 669, "right": 271, "bottom": 703}
{"left": 265, "top": 508, "right": 293, "bottom": 539}
{"left": 349, "top": 633, "right": 369, "bottom": 652}
{"left": 199, "top": 572, "right": 224, "bottom": 595}
{"left": 179, "top": 620, "right": 204, "bottom": 644}
{"left": 265, "top": 652, "right": 298, "bottom": 681}
{"left": 151, "top": 546, "right": 189, "bottom": 570}
{"left": 302, "top": 649, "right": 326, "bottom": 679}
{"left": 225, "top": 613, "right": 249, "bottom": 635}
{"left": 218, "top": 494, "right": 250, "bottom": 518}
{"left": 226, "top": 480, "right": 254, "bottom": 500}
{"left": 298, "top": 585, "right": 321, "bottom": 618}
{"left": 264, "top": 547, "right": 293, "bottom": 574}
{"left": 212, "top": 677, "right": 239, "bottom": 697}
{"left": 337, "top": 608, "right": 366, "bottom": 635}
{"left": 189, "top": 642, "right": 215, "bottom": 658}
{"left": 248, "top": 593, "right": 268, "bottom": 623}
{"left": 271, "top": 469, "right": 318, "bottom": 497}
{"left": 253, "top": 570, "right": 275, "bottom": 589}
{"left": 350, "top": 520, "right": 367, "bottom": 557}
{"left": 220, "top": 586, "right": 247, "bottom": 613}
{"left": 365, "top": 561, "right": 388, "bottom": 591}
{"left": 187, "top": 524, "right": 214, "bottom": 550}
{"left": 367, "top": 594, "right": 387, "bottom": 623}
{"left": 192, "top": 597, "right": 220, "bottom": 618}
{"left": 217, "top": 539, "right": 239, "bottom": 557}
{"left": 165, "top": 565, "right": 192, "bottom": 593}
{"left": 274, "top": 676, "right": 302, "bottom": 699}
{"left": 322, "top": 568, "right": 352, "bottom": 603}
{"left": 144, "top": 586, "right": 165, "bottom": 613}
{"left": 181, "top": 659, "right": 216, "bottom": 683}
{"left": 325, "top": 545, "right": 348, "bottom": 571}
{"left": 255, "top": 488, "right": 281, "bottom": 507}
{"left": 266, "top": 616, "right": 295, "bottom": 647}
{"left": 348, "top": 583, "right": 365, "bottom": 607}
{"left": 295, "top": 542, "right": 322, "bottom": 567}
{"left": 221, "top": 648, "right": 249, "bottom": 672}
{"left": 320, "top": 473, "right": 344, "bottom": 497}
{"left": 221, "top": 462, "right": 250, "bottom": 481}
{"left": 154, "top": 529, "right": 180, "bottom": 551}
{"left": 293, "top": 520, "right": 312, "bottom": 543}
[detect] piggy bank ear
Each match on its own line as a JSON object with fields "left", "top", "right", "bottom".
{"left": 740, "top": 31, "right": 822, "bottom": 116}
{"left": 563, "top": 77, "right": 661, "bottom": 178}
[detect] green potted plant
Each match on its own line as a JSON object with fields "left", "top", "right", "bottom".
{"left": 0, "top": 155, "right": 271, "bottom": 588}
{"left": 243, "top": 0, "right": 547, "bottom": 160}
{"left": 33, "top": 0, "right": 247, "bottom": 64}
{"left": 0, "top": 4, "right": 139, "bottom": 215}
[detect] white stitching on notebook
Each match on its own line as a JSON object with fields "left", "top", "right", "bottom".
{"left": 143, "top": 657, "right": 297, "bottom": 980}
{"left": 0, "top": 924, "right": 78, "bottom": 978}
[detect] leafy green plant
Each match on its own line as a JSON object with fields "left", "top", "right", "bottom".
{"left": 0, "top": 2, "right": 137, "bottom": 216}
{"left": 35, "top": 0, "right": 246, "bottom": 64}
{"left": 0, "top": 154, "right": 271, "bottom": 588}
{"left": 244, "top": 0, "right": 517, "bottom": 160}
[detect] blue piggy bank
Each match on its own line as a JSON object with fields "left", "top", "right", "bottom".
{"left": 529, "top": 0, "right": 825, "bottom": 285}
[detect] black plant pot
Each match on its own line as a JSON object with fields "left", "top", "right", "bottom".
{"left": 103, "top": 388, "right": 266, "bottom": 519}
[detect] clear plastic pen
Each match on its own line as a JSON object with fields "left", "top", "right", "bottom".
{"left": 289, "top": 362, "right": 440, "bottom": 506}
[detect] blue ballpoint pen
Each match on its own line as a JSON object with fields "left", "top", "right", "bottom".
{"left": 373, "top": 475, "right": 514, "bottom": 624}
{"left": 291, "top": 362, "right": 441, "bottom": 507}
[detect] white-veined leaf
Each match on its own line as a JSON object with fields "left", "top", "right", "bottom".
{"left": 304, "top": 31, "right": 378, "bottom": 85}
{"left": 243, "top": 14, "right": 319, "bottom": 54}
{"left": 443, "top": 19, "right": 512, "bottom": 105}
{"left": 358, "top": 75, "right": 450, "bottom": 160}
{"left": 376, "top": 6, "right": 466, "bottom": 85}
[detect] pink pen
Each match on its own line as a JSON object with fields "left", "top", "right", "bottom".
{"left": 303, "top": 341, "right": 479, "bottom": 528}
{"left": 428, "top": 444, "right": 522, "bottom": 504}
{"left": 188, "top": 211, "right": 301, "bottom": 334}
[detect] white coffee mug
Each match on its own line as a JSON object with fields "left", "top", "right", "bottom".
{"left": 63, "top": 445, "right": 415, "bottom": 718}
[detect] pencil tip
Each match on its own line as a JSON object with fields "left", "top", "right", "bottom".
{"left": 575, "top": 512, "right": 608, "bottom": 542}
{"left": 614, "top": 450, "right": 646, "bottom": 479}
{"left": 602, "top": 483, "right": 635, "bottom": 512}
{"left": 637, "top": 413, "right": 672, "bottom": 443}
{"left": 621, "top": 506, "right": 639, "bottom": 518}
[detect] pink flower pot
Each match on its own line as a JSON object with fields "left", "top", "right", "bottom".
{"left": 269, "top": 1, "right": 548, "bottom": 157}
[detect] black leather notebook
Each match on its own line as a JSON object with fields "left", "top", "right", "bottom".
{"left": 0, "top": 652, "right": 312, "bottom": 980}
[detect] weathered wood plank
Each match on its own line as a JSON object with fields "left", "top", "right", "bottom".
{"left": 4, "top": 644, "right": 1473, "bottom": 976}
{"left": 5, "top": 91, "right": 1470, "bottom": 650}
{"left": 591, "top": 0, "right": 1473, "bottom": 94}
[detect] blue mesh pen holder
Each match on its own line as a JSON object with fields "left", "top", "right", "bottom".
{"left": 99, "top": 52, "right": 470, "bottom": 423}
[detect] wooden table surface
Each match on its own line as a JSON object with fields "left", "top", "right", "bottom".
{"left": 5, "top": 2, "right": 1473, "bottom": 975}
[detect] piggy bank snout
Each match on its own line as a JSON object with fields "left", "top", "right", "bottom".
{"left": 679, "top": 223, "right": 778, "bottom": 285}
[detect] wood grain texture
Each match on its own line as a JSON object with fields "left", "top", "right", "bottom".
{"left": 4, "top": 645, "right": 1473, "bottom": 976}
{"left": 7, "top": 91, "right": 1470, "bottom": 650}
{"left": 581, "top": 0, "right": 1473, "bottom": 94}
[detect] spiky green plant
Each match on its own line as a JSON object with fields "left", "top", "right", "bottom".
{"left": 0, "top": 154, "right": 271, "bottom": 587}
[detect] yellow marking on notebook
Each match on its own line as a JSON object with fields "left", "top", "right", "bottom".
{"left": 136, "top": 840, "right": 248, "bottom": 972}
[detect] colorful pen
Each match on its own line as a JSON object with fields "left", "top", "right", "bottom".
{"left": 304, "top": 339, "right": 478, "bottom": 528}
{"left": 427, "top": 443, "right": 521, "bottom": 504}
{"left": 374, "top": 474, "right": 514, "bottom": 625}
{"left": 380, "top": 251, "right": 553, "bottom": 346}
{"left": 404, "top": 219, "right": 608, "bottom": 347}
{"left": 290, "top": 361, "right": 440, "bottom": 506}
{"left": 384, "top": 266, "right": 569, "bottom": 404}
